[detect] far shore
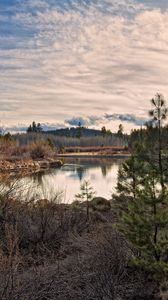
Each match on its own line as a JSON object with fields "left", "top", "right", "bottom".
{"left": 57, "top": 152, "right": 131, "bottom": 158}
{"left": 0, "top": 147, "right": 131, "bottom": 174}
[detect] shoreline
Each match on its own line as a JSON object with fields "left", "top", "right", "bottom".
{"left": 0, "top": 159, "right": 63, "bottom": 174}
{"left": 0, "top": 153, "right": 130, "bottom": 174}
{"left": 57, "top": 152, "right": 131, "bottom": 158}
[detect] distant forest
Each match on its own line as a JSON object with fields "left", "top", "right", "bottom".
{"left": 15, "top": 122, "right": 128, "bottom": 148}
{"left": 1, "top": 121, "right": 168, "bottom": 150}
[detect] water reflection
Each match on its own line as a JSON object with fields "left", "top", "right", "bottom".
{"left": 7, "top": 158, "right": 125, "bottom": 203}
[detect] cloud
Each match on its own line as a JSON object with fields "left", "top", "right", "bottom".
{"left": 2, "top": 112, "right": 148, "bottom": 134}
{"left": 0, "top": 0, "right": 168, "bottom": 131}
{"left": 65, "top": 117, "right": 90, "bottom": 127}
{"left": 1, "top": 122, "right": 66, "bottom": 134}
{"left": 66, "top": 113, "right": 148, "bottom": 127}
{"left": 65, "top": 115, "right": 103, "bottom": 127}
{"left": 105, "top": 113, "right": 148, "bottom": 126}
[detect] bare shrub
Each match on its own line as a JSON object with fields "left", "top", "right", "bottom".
{"left": 0, "top": 182, "right": 158, "bottom": 300}
{"left": 30, "top": 143, "right": 47, "bottom": 159}
{"left": 0, "top": 223, "right": 22, "bottom": 300}
{"left": 90, "top": 197, "right": 111, "bottom": 211}
{"left": 10, "top": 145, "right": 30, "bottom": 159}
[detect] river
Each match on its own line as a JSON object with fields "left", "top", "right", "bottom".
{"left": 11, "top": 157, "right": 125, "bottom": 203}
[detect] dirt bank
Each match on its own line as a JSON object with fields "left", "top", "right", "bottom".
{"left": 0, "top": 158, "right": 63, "bottom": 173}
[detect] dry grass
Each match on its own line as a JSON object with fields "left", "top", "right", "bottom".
{"left": 0, "top": 185, "right": 159, "bottom": 300}
{"left": 0, "top": 136, "right": 56, "bottom": 161}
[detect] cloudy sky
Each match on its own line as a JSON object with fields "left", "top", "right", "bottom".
{"left": 1, "top": 0, "right": 168, "bottom": 132}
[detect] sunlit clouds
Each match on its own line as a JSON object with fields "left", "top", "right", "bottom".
{"left": 1, "top": 0, "right": 168, "bottom": 132}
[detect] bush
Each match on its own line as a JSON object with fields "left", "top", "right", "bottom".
{"left": 71, "top": 200, "right": 81, "bottom": 209}
{"left": 11, "top": 145, "right": 30, "bottom": 159}
{"left": 90, "top": 197, "right": 111, "bottom": 211}
{"left": 30, "top": 143, "right": 48, "bottom": 159}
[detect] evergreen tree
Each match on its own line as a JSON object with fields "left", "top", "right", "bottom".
{"left": 115, "top": 95, "right": 168, "bottom": 282}
{"left": 101, "top": 126, "right": 106, "bottom": 137}
{"left": 113, "top": 144, "right": 147, "bottom": 213}
{"left": 32, "top": 121, "right": 37, "bottom": 132}
{"left": 27, "top": 121, "right": 43, "bottom": 133}
{"left": 27, "top": 125, "right": 32, "bottom": 133}
{"left": 117, "top": 124, "right": 124, "bottom": 137}
{"left": 36, "top": 122, "right": 43, "bottom": 133}
{"left": 120, "top": 171, "right": 168, "bottom": 280}
{"left": 3, "top": 132, "right": 12, "bottom": 141}
{"left": 149, "top": 93, "right": 167, "bottom": 189}
{"left": 75, "top": 180, "right": 95, "bottom": 219}
{"left": 76, "top": 122, "right": 82, "bottom": 139}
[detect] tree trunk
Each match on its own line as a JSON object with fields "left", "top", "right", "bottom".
{"left": 158, "top": 120, "right": 164, "bottom": 189}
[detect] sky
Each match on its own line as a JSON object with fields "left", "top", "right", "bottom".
{"left": 1, "top": 0, "right": 168, "bottom": 133}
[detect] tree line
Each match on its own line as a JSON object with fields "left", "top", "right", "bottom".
{"left": 27, "top": 121, "right": 43, "bottom": 133}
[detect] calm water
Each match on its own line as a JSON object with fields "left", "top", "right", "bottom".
{"left": 13, "top": 158, "right": 124, "bottom": 203}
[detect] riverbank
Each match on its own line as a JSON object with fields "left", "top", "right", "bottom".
{"left": 0, "top": 151, "right": 130, "bottom": 173}
{"left": 57, "top": 152, "right": 131, "bottom": 158}
{"left": 57, "top": 146, "right": 131, "bottom": 158}
{"left": 0, "top": 158, "right": 63, "bottom": 173}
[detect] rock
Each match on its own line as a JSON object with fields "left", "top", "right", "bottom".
{"left": 49, "top": 160, "right": 63, "bottom": 168}
{"left": 90, "top": 197, "right": 111, "bottom": 211}
{"left": 38, "top": 160, "right": 49, "bottom": 168}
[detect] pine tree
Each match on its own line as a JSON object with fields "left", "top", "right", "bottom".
{"left": 32, "top": 121, "right": 37, "bottom": 132}
{"left": 27, "top": 125, "right": 32, "bottom": 133}
{"left": 120, "top": 171, "right": 168, "bottom": 281}
{"left": 115, "top": 95, "right": 168, "bottom": 281}
{"left": 36, "top": 123, "right": 42, "bottom": 133}
{"left": 149, "top": 93, "right": 167, "bottom": 189}
{"left": 101, "top": 126, "right": 106, "bottom": 137}
{"left": 113, "top": 144, "right": 147, "bottom": 214}
{"left": 75, "top": 180, "right": 95, "bottom": 219}
{"left": 27, "top": 121, "right": 42, "bottom": 133}
{"left": 117, "top": 124, "right": 124, "bottom": 137}
{"left": 76, "top": 122, "right": 82, "bottom": 139}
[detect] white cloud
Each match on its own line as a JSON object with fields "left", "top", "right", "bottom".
{"left": 0, "top": 0, "right": 168, "bottom": 132}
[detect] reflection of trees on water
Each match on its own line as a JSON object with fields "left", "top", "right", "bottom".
{"left": 30, "top": 168, "right": 59, "bottom": 186}
{"left": 75, "top": 162, "right": 115, "bottom": 180}
{"left": 101, "top": 166, "right": 107, "bottom": 177}
{"left": 31, "top": 171, "right": 44, "bottom": 186}
{"left": 68, "top": 158, "right": 121, "bottom": 180}
{"left": 28, "top": 170, "right": 64, "bottom": 202}
{"left": 63, "top": 157, "right": 124, "bottom": 168}
{"left": 2, "top": 158, "right": 124, "bottom": 203}
{"left": 101, "top": 164, "right": 113, "bottom": 177}
{"left": 76, "top": 167, "right": 86, "bottom": 181}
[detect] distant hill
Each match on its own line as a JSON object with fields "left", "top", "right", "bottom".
{"left": 45, "top": 127, "right": 106, "bottom": 137}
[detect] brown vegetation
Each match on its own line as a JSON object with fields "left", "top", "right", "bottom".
{"left": 0, "top": 136, "right": 63, "bottom": 174}
{"left": 0, "top": 187, "right": 159, "bottom": 300}
{"left": 15, "top": 132, "right": 127, "bottom": 149}
{"left": 64, "top": 146, "right": 128, "bottom": 153}
{"left": 59, "top": 146, "right": 130, "bottom": 157}
{"left": 0, "top": 135, "right": 56, "bottom": 160}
